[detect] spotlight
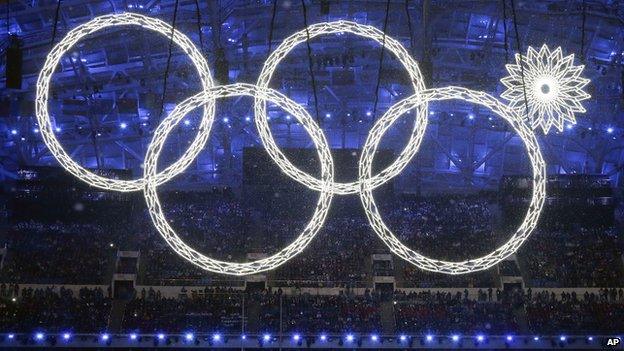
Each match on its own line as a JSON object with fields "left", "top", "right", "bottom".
{"left": 566, "top": 124, "right": 573, "bottom": 130}
{"left": 588, "top": 336, "right": 594, "bottom": 341}
{"left": 212, "top": 333, "right": 221, "bottom": 342}
{"left": 7, "top": 334, "right": 14, "bottom": 340}
{"left": 245, "top": 116, "right": 251, "bottom": 122}
{"left": 120, "top": 122, "right": 127, "bottom": 129}
{"left": 130, "top": 333, "right": 137, "bottom": 341}
{"left": 183, "top": 120, "right": 191, "bottom": 126}
{"left": 263, "top": 334, "right": 271, "bottom": 342}
{"left": 33, "top": 128, "right": 39, "bottom": 133}
{"left": 366, "top": 111, "right": 372, "bottom": 117}
{"left": 292, "top": 334, "right": 300, "bottom": 342}
{"left": 185, "top": 333, "right": 194, "bottom": 341}
{"left": 476, "top": 334, "right": 485, "bottom": 342}
{"left": 560, "top": 336, "right": 567, "bottom": 342}
{"left": 452, "top": 335, "right": 460, "bottom": 342}
{"left": 10, "top": 129, "right": 17, "bottom": 135}
{"left": 63, "top": 333, "right": 71, "bottom": 340}
{"left": 157, "top": 333, "right": 165, "bottom": 340}
{"left": 506, "top": 335, "right": 513, "bottom": 342}
{"left": 399, "top": 335, "right": 407, "bottom": 342}
{"left": 222, "top": 117, "right": 229, "bottom": 123}
{"left": 319, "top": 334, "right": 327, "bottom": 342}
{"left": 101, "top": 333, "right": 109, "bottom": 341}
{"left": 325, "top": 113, "right": 331, "bottom": 118}
{"left": 468, "top": 113, "right": 475, "bottom": 120}
{"left": 370, "top": 334, "right": 378, "bottom": 342}
{"left": 35, "top": 333, "right": 44, "bottom": 341}
{"left": 533, "top": 336, "right": 540, "bottom": 341}
{"left": 607, "top": 127, "right": 614, "bottom": 134}
{"left": 285, "top": 115, "right": 291, "bottom": 120}
{"left": 55, "top": 127, "right": 61, "bottom": 133}
{"left": 425, "top": 334, "right": 434, "bottom": 342}
{"left": 241, "top": 335, "right": 246, "bottom": 340}
{"left": 346, "top": 334, "right": 354, "bottom": 342}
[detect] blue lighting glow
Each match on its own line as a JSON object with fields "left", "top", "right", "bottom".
{"left": 130, "top": 333, "right": 137, "bottom": 340}
{"left": 451, "top": 334, "right": 460, "bottom": 342}
{"left": 245, "top": 116, "right": 251, "bottom": 122}
{"left": 476, "top": 334, "right": 485, "bottom": 342}
{"left": 35, "top": 333, "right": 44, "bottom": 341}
{"left": 185, "top": 333, "right": 194, "bottom": 341}
{"left": 285, "top": 115, "right": 291, "bottom": 120}
{"left": 506, "top": 335, "right": 513, "bottom": 342}
{"left": 183, "top": 120, "right": 191, "bottom": 126}
{"left": 101, "top": 333, "right": 109, "bottom": 341}
{"left": 241, "top": 335, "right": 246, "bottom": 340}
{"left": 222, "top": 117, "right": 229, "bottom": 123}
{"left": 212, "top": 333, "right": 221, "bottom": 341}
{"left": 7, "top": 334, "right": 14, "bottom": 340}
{"left": 10, "top": 129, "right": 17, "bottom": 135}
{"left": 566, "top": 124, "right": 573, "bottom": 130}
{"left": 607, "top": 127, "right": 614, "bottom": 134}
{"left": 325, "top": 113, "right": 331, "bottom": 118}
{"left": 399, "top": 334, "right": 407, "bottom": 342}
{"left": 292, "top": 334, "right": 300, "bottom": 341}
{"left": 55, "top": 127, "right": 62, "bottom": 133}
{"left": 319, "top": 334, "right": 327, "bottom": 341}
{"left": 425, "top": 334, "right": 434, "bottom": 342}
{"left": 588, "top": 336, "right": 594, "bottom": 341}
{"left": 560, "top": 336, "right": 567, "bottom": 342}
{"left": 263, "top": 334, "right": 271, "bottom": 342}
{"left": 366, "top": 111, "right": 372, "bottom": 117}
{"left": 157, "top": 333, "right": 165, "bottom": 340}
{"left": 63, "top": 333, "right": 71, "bottom": 340}
{"left": 33, "top": 128, "right": 39, "bottom": 133}
{"left": 370, "top": 334, "right": 378, "bottom": 342}
{"left": 346, "top": 334, "right": 354, "bottom": 342}
{"left": 468, "top": 113, "right": 475, "bottom": 120}
{"left": 533, "top": 336, "right": 540, "bottom": 341}
{"left": 120, "top": 122, "right": 127, "bottom": 129}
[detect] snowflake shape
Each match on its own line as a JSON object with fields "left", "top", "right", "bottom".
{"left": 500, "top": 44, "right": 590, "bottom": 134}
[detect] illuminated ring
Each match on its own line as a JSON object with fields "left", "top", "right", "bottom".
{"left": 359, "top": 86, "right": 546, "bottom": 274}
{"left": 143, "top": 83, "right": 334, "bottom": 275}
{"left": 35, "top": 12, "right": 215, "bottom": 192}
{"left": 255, "top": 20, "right": 428, "bottom": 195}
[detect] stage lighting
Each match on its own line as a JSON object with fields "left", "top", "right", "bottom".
{"left": 185, "top": 333, "right": 194, "bottom": 341}
{"left": 10, "top": 129, "right": 17, "bottom": 135}
{"left": 263, "top": 334, "right": 271, "bottom": 342}
{"left": 319, "top": 334, "right": 327, "bottom": 341}
{"left": 222, "top": 117, "right": 229, "bottom": 123}
{"left": 35, "top": 333, "right": 44, "bottom": 341}
{"left": 62, "top": 333, "right": 71, "bottom": 340}
{"left": 157, "top": 333, "right": 165, "bottom": 340}
{"left": 560, "top": 336, "right": 567, "bottom": 342}
{"left": 588, "top": 336, "right": 594, "bottom": 341}
{"left": 241, "top": 335, "right": 246, "bottom": 340}
{"left": 476, "top": 334, "right": 485, "bottom": 342}
{"left": 399, "top": 335, "right": 407, "bottom": 342}
{"left": 607, "top": 127, "right": 614, "bottom": 133}
{"left": 130, "top": 333, "right": 137, "bottom": 340}
{"left": 366, "top": 111, "right": 372, "bottom": 117}
{"left": 292, "top": 334, "right": 300, "bottom": 342}
{"left": 346, "top": 334, "right": 354, "bottom": 342}
{"left": 370, "top": 334, "right": 378, "bottom": 342}
{"left": 212, "top": 333, "right": 221, "bottom": 342}
{"left": 506, "top": 335, "right": 513, "bottom": 342}
{"left": 452, "top": 335, "right": 460, "bottom": 342}
{"left": 101, "top": 333, "right": 109, "bottom": 341}
{"left": 425, "top": 334, "right": 434, "bottom": 342}
{"left": 533, "top": 336, "right": 540, "bottom": 341}
{"left": 7, "top": 334, "right": 14, "bottom": 340}
{"left": 120, "top": 122, "right": 127, "bottom": 129}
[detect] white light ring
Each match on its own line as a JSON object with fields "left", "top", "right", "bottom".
{"left": 143, "top": 83, "right": 334, "bottom": 275}
{"left": 35, "top": 12, "right": 215, "bottom": 192}
{"left": 359, "top": 86, "right": 546, "bottom": 274}
{"left": 255, "top": 20, "right": 428, "bottom": 195}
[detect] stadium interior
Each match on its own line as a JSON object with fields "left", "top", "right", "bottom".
{"left": 0, "top": 0, "right": 623, "bottom": 349}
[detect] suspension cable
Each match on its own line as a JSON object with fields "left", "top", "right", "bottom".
{"left": 372, "top": 0, "right": 391, "bottom": 122}
{"left": 159, "top": 0, "right": 180, "bottom": 119}
{"left": 300, "top": 0, "right": 321, "bottom": 125}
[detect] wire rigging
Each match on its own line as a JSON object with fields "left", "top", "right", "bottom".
{"left": 267, "top": 0, "right": 278, "bottom": 56}
{"left": 580, "top": 0, "right": 586, "bottom": 62}
{"left": 502, "top": 0, "right": 509, "bottom": 64}
{"left": 372, "top": 0, "right": 391, "bottom": 121}
{"left": 194, "top": 0, "right": 204, "bottom": 51}
{"left": 300, "top": 0, "right": 320, "bottom": 124}
{"left": 51, "top": 0, "right": 62, "bottom": 45}
{"left": 510, "top": 0, "right": 529, "bottom": 119}
{"left": 159, "top": 0, "right": 180, "bottom": 119}
{"left": 404, "top": 0, "right": 414, "bottom": 55}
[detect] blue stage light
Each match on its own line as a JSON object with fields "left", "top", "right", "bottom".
{"left": 157, "top": 333, "right": 165, "bottom": 340}
{"left": 451, "top": 334, "right": 460, "bottom": 342}
{"left": 101, "top": 333, "right": 109, "bottom": 341}
{"left": 346, "top": 334, "right": 354, "bottom": 342}
{"left": 183, "top": 120, "right": 191, "bottom": 126}
{"left": 62, "top": 333, "right": 71, "bottom": 340}
{"left": 560, "top": 336, "right": 567, "bottom": 342}
{"left": 588, "top": 336, "right": 594, "bottom": 341}
{"left": 366, "top": 111, "right": 372, "bottom": 117}
{"left": 212, "top": 333, "right": 221, "bottom": 342}
{"left": 607, "top": 127, "right": 614, "bottom": 134}
{"left": 222, "top": 117, "right": 229, "bottom": 123}
{"left": 120, "top": 122, "right": 127, "bottom": 129}
{"left": 319, "top": 334, "right": 327, "bottom": 341}
{"left": 185, "top": 333, "right": 194, "bottom": 341}
{"left": 425, "top": 334, "right": 434, "bottom": 342}
{"left": 292, "top": 334, "right": 300, "bottom": 342}
{"left": 35, "top": 333, "right": 44, "bottom": 341}
{"left": 245, "top": 116, "right": 251, "bottom": 122}
{"left": 241, "top": 334, "right": 246, "bottom": 340}
{"left": 476, "top": 334, "right": 485, "bottom": 342}
{"left": 7, "top": 334, "right": 14, "bottom": 340}
{"left": 468, "top": 113, "right": 475, "bottom": 120}
{"left": 263, "top": 334, "right": 271, "bottom": 342}
{"left": 10, "top": 129, "right": 17, "bottom": 135}
{"left": 55, "top": 127, "right": 62, "bottom": 133}
{"left": 533, "top": 336, "right": 540, "bottom": 341}
{"left": 370, "top": 334, "right": 378, "bottom": 342}
{"left": 325, "top": 113, "right": 331, "bottom": 118}
{"left": 399, "top": 335, "right": 407, "bottom": 342}
{"left": 506, "top": 335, "right": 513, "bottom": 342}
{"left": 130, "top": 333, "right": 137, "bottom": 340}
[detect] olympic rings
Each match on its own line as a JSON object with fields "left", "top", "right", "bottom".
{"left": 35, "top": 13, "right": 215, "bottom": 192}
{"left": 359, "top": 86, "right": 547, "bottom": 274}
{"left": 143, "top": 83, "right": 334, "bottom": 275}
{"left": 255, "top": 21, "right": 428, "bottom": 195}
{"left": 35, "top": 13, "right": 551, "bottom": 276}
